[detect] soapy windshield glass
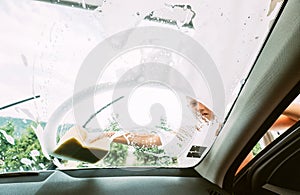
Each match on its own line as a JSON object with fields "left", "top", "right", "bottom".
{"left": 0, "top": 0, "right": 283, "bottom": 171}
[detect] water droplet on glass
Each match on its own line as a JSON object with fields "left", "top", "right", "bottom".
{"left": 21, "top": 54, "right": 28, "bottom": 67}
{"left": 240, "top": 79, "right": 246, "bottom": 85}
{"left": 21, "top": 158, "right": 32, "bottom": 166}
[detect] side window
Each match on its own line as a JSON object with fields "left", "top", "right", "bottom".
{"left": 236, "top": 94, "right": 300, "bottom": 174}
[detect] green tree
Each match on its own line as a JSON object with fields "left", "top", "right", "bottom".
{"left": 103, "top": 143, "right": 128, "bottom": 166}
{"left": 0, "top": 121, "right": 16, "bottom": 170}
{"left": 252, "top": 142, "right": 262, "bottom": 156}
{"left": 133, "top": 118, "right": 177, "bottom": 166}
{"left": 0, "top": 121, "right": 51, "bottom": 172}
{"left": 102, "top": 115, "right": 128, "bottom": 167}
{"left": 133, "top": 146, "right": 173, "bottom": 166}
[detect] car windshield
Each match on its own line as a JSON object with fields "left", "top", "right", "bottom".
{"left": 0, "top": 0, "right": 283, "bottom": 172}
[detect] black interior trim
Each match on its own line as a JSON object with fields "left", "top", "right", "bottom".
{"left": 263, "top": 183, "right": 300, "bottom": 195}
{"left": 233, "top": 119, "right": 300, "bottom": 194}
{"left": 61, "top": 167, "right": 201, "bottom": 178}
{"left": 234, "top": 120, "right": 300, "bottom": 185}
{"left": 0, "top": 171, "right": 53, "bottom": 184}
{"left": 0, "top": 168, "right": 201, "bottom": 184}
{"left": 224, "top": 80, "right": 300, "bottom": 191}
{"left": 267, "top": 150, "right": 300, "bottom": 191}
{"left": 250, "top": 126, "right": 300, "bottom": 188}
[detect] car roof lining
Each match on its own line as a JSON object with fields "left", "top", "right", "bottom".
{"left": 195, "top": 0, "right": 300, "bottom": 188}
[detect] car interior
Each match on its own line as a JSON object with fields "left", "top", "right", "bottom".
{"left": 0, "top": 0, "right": 299, "bottom": 194}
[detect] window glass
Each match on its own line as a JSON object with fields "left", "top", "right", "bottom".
{"left": 0, "top": 0, "right": 284, "bottom": 172}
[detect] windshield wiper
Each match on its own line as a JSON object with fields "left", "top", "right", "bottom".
{"left": 83, "top": 96, "right": 124, "bottom": 128}
{"left": 0, "top": 95, "right": 40, "bottom": 111}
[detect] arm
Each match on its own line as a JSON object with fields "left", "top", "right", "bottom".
{"left": 112, "top": 133, "right": 162, "bottom": 147}
{"left": 270, "top": 103, "right": 300, "bottom": 131}
{"left": 90, "top": 132, "right": 162, "bottom": 147}
{"left": 236, "top": 152, "right": 254, "bottom": 175}
{"left": 282, "top": 103, "right": 300, "bottom": 121}
{"left": 270, "top": 115, "right": 297, "bottom": 131}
